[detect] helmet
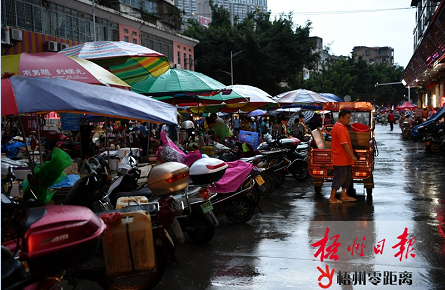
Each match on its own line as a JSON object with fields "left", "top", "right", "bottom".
{"left": 128, "top": 121, "right": 135, "bottom": 125}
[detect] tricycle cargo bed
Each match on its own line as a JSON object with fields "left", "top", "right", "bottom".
{"left": 308, "top": 148, "right": 374, "bottom": 180}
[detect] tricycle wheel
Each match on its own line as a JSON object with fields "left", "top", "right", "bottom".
{"left": 314, "top": 186, "right": 322, "bottom": 194}
{"left": 366, "top": 188, "right": 373, "bottom": 195}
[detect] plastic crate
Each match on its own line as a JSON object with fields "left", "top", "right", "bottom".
{"left": 239, "top": 130, "right": 259, "bottom": 150}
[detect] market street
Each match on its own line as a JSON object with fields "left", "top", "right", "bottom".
{"left": 155, "top": 124, "right": 445, "bottom": 290}
{"left": 66, "top": 124, "right": 445, "bottom": 290}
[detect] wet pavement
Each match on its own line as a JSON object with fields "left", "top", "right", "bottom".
{"left": 69, "top": 124, "right": 445, "bottom": 290}
{"left": 155, "top": 125, "right": 445, "bottom": 290}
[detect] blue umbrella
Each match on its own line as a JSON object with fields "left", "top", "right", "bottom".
{"left": 320, "top": 93, "right": 344, "bottom": 102}
{"left": 248, "top": 109, "right": 267, "bottom": 116}
{"left": 2, "top": 75, "right": 178, "bottom": 124}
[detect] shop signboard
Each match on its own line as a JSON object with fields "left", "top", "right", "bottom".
{"left": 60, "top": 113, "right": 82, "bottom": 131}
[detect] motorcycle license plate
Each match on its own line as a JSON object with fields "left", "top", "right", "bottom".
{"left": 201, "top": 201, "right": 213, "bottom": 213}
{"left": 255, "top": 175, "right": 265, "bottom": 186}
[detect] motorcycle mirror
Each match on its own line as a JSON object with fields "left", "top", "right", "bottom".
{"left": 92, "top": 132, "right": 101, "bottom": 146}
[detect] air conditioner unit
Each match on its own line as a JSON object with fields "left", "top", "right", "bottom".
{"left": 10, "top": 28, "right": 23, "bottom": 41}
{"left": 46, "top": 41, "right": 59, "bottom": 52}
{"left": 175, "top": 64, "right": 181, "bottom": 69}
{"left": 58, "top": 43, "right": 69, "bottom": 51}
{"left": 1, "top": 26, "right": 11, "bottom": 46}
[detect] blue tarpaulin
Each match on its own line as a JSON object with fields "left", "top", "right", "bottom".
{"left": 1, "top": 141, "right": 26, "bottom": 158}
{"left": 411, "top": 105, "right": 445, "bottom": 137}
{"left": 49, "top": 174, "right": 80, "bottom": 188}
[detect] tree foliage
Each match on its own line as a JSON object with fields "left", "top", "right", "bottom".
{"left": 183, "top": 4, "right": 320, "bottom": 95}
{"left": 291, "top": 55, "right": 412, "bottom": 106}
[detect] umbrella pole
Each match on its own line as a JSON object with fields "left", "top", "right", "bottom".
{"left": 105, "top": 117, "right": 110, "bottom": 165}
{"left": 17, "top": 115, "right": 35, "bottom": 174}
{"left": 35, "top": 114, "right": 43, "bottom": 165}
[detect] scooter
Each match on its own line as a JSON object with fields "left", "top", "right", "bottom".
{"left": 1, "top": 168, "right": 106, "bottom": 290}
{"left": 207, "top": 160, "right": 258, "bottom": 224}
{"left": 402, "top": 121, "right": 411, "bottom": 140}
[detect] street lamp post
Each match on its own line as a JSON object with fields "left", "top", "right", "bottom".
{"left": 375, "top": 81, "right": 411, "bottom": 102}
{"left": 230, "top": 50, "right": 245, "bottom": 85}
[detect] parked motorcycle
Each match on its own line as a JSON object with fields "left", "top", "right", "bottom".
{"left": 258, "top": 133, "right": 309, "bottom": 181}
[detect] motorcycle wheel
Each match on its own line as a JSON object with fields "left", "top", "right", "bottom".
{"left": 259, "top": 172, "right": 276, "bottom": 196}
{"left": 314, "top": 186, "right": 322, "bottom": 194}
{"left": 225, "top": 196, "right": 256, "bottom": 224}
{"left": 98, "top": 248, "right": 165, "bottom": 290}
{"left": 291, "top": 162, "right": 308, "bottom": 181}
{"left": 186, "top": 213, "right": 215, "bottom": 244}
{"left": 275, "top": 170, "right": 286, "bottom": 187}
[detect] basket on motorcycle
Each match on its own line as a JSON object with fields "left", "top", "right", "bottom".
{"left": 147, "top": 162, "right": 189, "bottom": 196}
{"left": 19, "top": 205, "right": 106, "bottom": 278}
{"left": 115, "top": 196, "right": 149, "bottom": 210}
{"left": 189, "top": 158, "right": 228, "bottom": 185}
{"left": 101, "top": 210, "right": 155, "bottom": 276}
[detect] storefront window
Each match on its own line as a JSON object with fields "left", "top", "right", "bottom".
{"left": 2, "top": 0, "right": 119, "bottom": 42}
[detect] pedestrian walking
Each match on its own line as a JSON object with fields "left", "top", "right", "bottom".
{"left": 388, "top": 110, "right": 395, "bottom": 131}
{"left": 328, "top": 109, "right": 358, "bottom": 204}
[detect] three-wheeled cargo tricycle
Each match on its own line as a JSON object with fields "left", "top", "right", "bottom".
{"left": 308, "top": 102, "right": 377, "bottom": 196}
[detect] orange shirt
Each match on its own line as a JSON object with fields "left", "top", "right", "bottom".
{"left": 331, "top": 122, "right": 353, "bottom": 166}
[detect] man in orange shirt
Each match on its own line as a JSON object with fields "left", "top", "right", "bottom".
{"left": 329, "top": 109, "right": 358, "bottom": 203}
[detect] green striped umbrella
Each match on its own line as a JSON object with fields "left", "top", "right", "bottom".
{"left": 58, "top": 41, "right": 170, "bottom": 84}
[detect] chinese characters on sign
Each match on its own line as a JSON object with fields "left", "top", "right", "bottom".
{"left": 22, "top": 69, "right": 86, "bottom": 78}
{"left": 312, "top": 227, "right": 416, "bottom": 288}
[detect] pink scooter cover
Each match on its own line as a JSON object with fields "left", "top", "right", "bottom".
{"left": 209, "top": 160, "right": 254, "bottom": 193}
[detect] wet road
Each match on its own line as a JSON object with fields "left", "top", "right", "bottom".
{"left": 155, "top": 125, "right": 445, "bottom": 290}
{"left": 69, "top": 125, "right": 445, "bottom": 289}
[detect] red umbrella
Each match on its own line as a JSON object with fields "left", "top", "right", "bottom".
{"left": 2, "top": 52, "right": 130, "bottom": 90}
{"left": 396, "top": 101, "right": 417, "bottom": 111}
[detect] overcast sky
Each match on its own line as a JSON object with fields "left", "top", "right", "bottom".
{"left": 267, "top": 0, "right": 415, "bottom": 68}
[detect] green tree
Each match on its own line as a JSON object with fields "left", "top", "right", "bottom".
{"left": 183, "top": 4, "right": 319, "bottom": 95}
{"left": 292, "top": 55, "right": 409, "bottom": 106}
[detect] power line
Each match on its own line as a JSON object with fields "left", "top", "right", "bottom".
{"left": 269, "top": 7, "right": 414, "bottom": 16}
{"left": 190, "top": 5, "right": 437, "bottom": 18}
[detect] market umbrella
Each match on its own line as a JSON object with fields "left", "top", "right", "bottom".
{"left": 226, "top": 85, "right": 278, "bottom": 109}
{"left": 301, "top": 110, "right": 315, "bottom": 122}
{"left": 396, "top": 101, "right": 417, "bottom": 111}
{"left": 1, "top": 52, "right": 130, "bottom": 89}
{"left": 131, "top": 68, "right": 230, "bottom": 98}
{"left": 2, "top": 75, "right": 178, "bottom": 124}
{"left": 275, "top": 89, "right": 331, "bottom": 105}
{"left": 248, "top": 109, "right": 267, "bottom": 116}
{"left": 319, "top": 93, "right": 344, "bottom": 102}
{"left": 58, "top": 41, "right": 170, "bottom": 84}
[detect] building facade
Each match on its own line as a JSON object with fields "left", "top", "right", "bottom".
{"left": 412, "top": 0, "right": 441, "bottom": 51}
{"left": 352, "top": 46, "right": 394, "bottom": 66}
{"left": 178, "top": 0, "right": 267, "bottom": 24}
{"left": 402, "top": 0, "right": 445, "bottom": 110}
{"left": 1, "top": 0, "right": 198, "bottom": 69}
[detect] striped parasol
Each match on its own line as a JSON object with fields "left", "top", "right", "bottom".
{"left": 59, "top": 41, "right": 170, "bottom": 84}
